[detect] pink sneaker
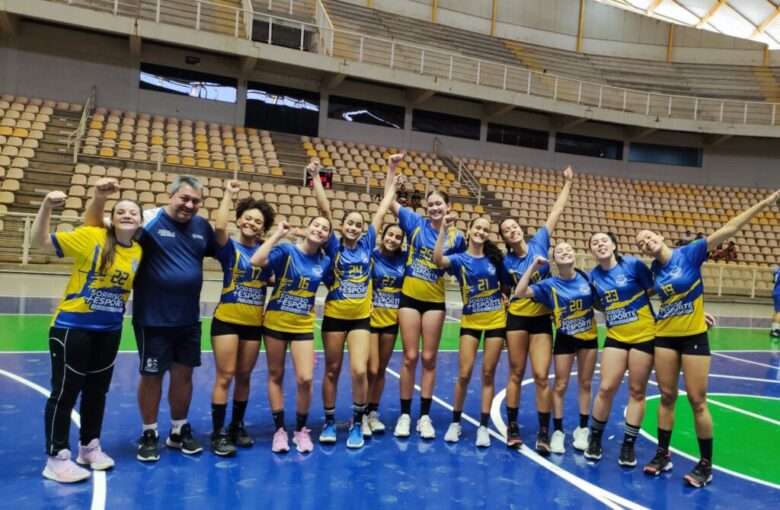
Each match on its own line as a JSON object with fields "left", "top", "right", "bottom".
{"left": 293, "top": 427, "right": 314, "bottom": 453}
{"left": 77, "top": 439, "right": 115, "bottom": 470}
{"left": 42, "top": 449, "right": 91, "bottom": 483}
{"left": 271, "top": 427, "right": 289, "bottom": 453}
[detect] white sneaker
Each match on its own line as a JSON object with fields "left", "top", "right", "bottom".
{"left": 76, "top": 439, "right": 115, "bottom": 470}
{"left": 361, "top": 414, "right": 372, "bottom": 438}
{"left": 444, "top": 422, "right": 462, "bottom": 443}
{"left": 475, "top": 426, "right": 491, "bottom": 448}
{"left": 368, "top": 410, "right": 385, "bottom": 433}
{"left": 42, "top": 449, "right": 91, "bottom": 483}
{"left": 416, "top": 415, "right": 436, "bottom": 440}
{"left": 394, "top": 413, "right": 411, "bottom": 438}
{"left": 572, "top": 426, "right": 589, "bottom": 451}
{"left": 550, "top": 430, "right": 566, "bottom": 454}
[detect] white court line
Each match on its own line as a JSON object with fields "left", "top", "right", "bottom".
{"left": 0, "top": 368, "right": 106, "bottom": 510}
{"left": 639, "top": 389, "right": 780, "bottom": 490}
{"left": 384, "top": 366, "right": 645, "bottom": 510}
{"left": 707, "top": 398, "right": 780, "bottom": 426}
{"left": 712, "top": 352, "right": 778, "bottom": 369}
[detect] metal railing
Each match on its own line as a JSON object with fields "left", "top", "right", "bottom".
{"left": 433, "top": 138, "right": 482, "bottom": 204}
{"left": 47, "top": 0, "right": 780, "bottom": 127}
{"left": 66, "top": 86, "right": 96, "bottom": 164}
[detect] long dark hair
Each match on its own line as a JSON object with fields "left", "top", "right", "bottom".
{"left": 381, "top": 223, "right": 405, "bottom": 257}
{"left": 469, "top": 217, "right": 504, "bottom": 272}
{"left": 498, "top": 217, "right": 526, "bottom": 254}
{"left": 590, "top": 231, "right": 623, "bottom": 264}
{"left": 100, "top": 199, "right": 143, "bottom": 275}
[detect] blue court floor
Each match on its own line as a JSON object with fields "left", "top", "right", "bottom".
{"left": 1, "top": 349, "right": 779, "bottom": 510}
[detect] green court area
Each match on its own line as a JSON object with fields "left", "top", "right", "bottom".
{"left": 641, "top": 395, "right": 780, "bottom": 486}
{"left": 0, "top": 314, "right": 775, "bottom": 352}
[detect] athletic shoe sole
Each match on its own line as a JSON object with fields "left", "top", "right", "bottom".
{"left": 644, "top": 462, "right": 674, "bottom": 476}
{"left": 584, "top": 452, "right": 603, "bottom": 461}
{"left": 318, "top": 436, "right": 337, "bottom": 444}
{"left": 42, "top": 467, "right": 90, "bottom": 483}
{"left": 292, "top": 440, "right": 313, "bottom": 454}
{"left": 506, "top": 440, "right": 523, "bottom": 450}
{"left": 618, "top": 458, "right": 637, "bottom": 467}
{"left": 346, "top": 440, "right": 365, "bottom": 449}
{"left": 136, "top": 452, "right": 160, "bottom": 462}
{"left": 211, "top": 447, "right": 236, "bottom": 457}
{"left": 165, "top": 438, "right": 203, "bottom": 455}
{"left": 684, "top": 474, "right": 712, "bottom": 488}
{"left": 76, "top": 457, "right": 115, "bottom": 470}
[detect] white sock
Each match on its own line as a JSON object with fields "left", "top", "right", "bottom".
{"left": 142, "top": 422, "right": 158, "bottom": 437}
{"left": 171, "top": 419, "right": 187, "bottom": 435}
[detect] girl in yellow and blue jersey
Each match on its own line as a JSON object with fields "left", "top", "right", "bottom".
{"left": 366, "top": 223, "right": 406, "bottom": 434}
{"left": 771, "top": 266, "right": 780, "bottom": 338}
{"left": 434, "top": 215, "right": 506, "bottom": 448}
{"left": 586, "top": 232, "right": 656, "bottom": 466}
{"left": 515, "top": 244, "right": 597, "bottom": 457}
{"left": 31, "top": 187, "right": 142, "bottom": 484}
{"left": 312, "top": 162, "right": 399, "bottom": 449}
{"left": 636, "top": 188, "right": 780, "bottom": 488}
{"left": 385, "top": 154, "right": 467, "bottom": 440}
{"left": 208, "top": 179, "right": 275, "bottom": 457}
{"left": 498, "top": 165, "right": 573, "bottom": 452}
{"left": 251, "top": 173, "right": 333, "bottom": 455}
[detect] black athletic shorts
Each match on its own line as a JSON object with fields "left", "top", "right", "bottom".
{"left": 134, "top": 322, "right": 202, "bottom": 375}
{"left": 371, "top": 324, "right": 399, "bottom": 337}
{"left": 604, "top": 337, "right": 654, "bottom": 355}
{"left": 460, "top": 327, "right": 506, "bottom": 342}
{"left": 655, "top": 332, "right": 710, "bottom": 356}
{"left": 262, "top": 327, "right": 314, "bottom": 342}
{"left": 210, "top": 317, "right": 263, "bottom": 341}
{"left": 399, "top": 293, "right": 446, "bottom": 314}
{"left": 506, "top": 313, "right": 553, "bottom": 336}
{"left": 321, "top": 316, "right": 371, "bottom": 334}
{"left": 553, "top": 332, "right": 597, "bottom": 355}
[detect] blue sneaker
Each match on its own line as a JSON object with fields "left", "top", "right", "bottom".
{"left": 346, "top": 422, "right": 365, "bottom": 449}
{"left": 319, "top": 422, "right": 337, "bottom": 444}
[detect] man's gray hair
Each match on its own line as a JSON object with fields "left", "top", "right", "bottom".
{"left": 169, "top": 175, "right": 202, "bottom": 195}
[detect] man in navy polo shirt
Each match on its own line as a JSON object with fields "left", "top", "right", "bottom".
{"left": 86, "top": 175, "right": 218, "bottom": 462}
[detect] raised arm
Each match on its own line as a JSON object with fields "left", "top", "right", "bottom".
{"left": 215, "top": 179, "right": 240, "bottom": 247}
{"left": 433, "top": 213, "right": 457, "bottom": 269}
{"left": 307, "top": 161, "right": 332, "bottom": 226}
{"left": 83, "top": 177, "right": 120, "bottom": 227}
{"left": 250, "top": 221, "right": 290, "bottom": 268}
{"left": 31, "top": 191, "right": 67, "bottom": 253}
{"left": 514, "top": 256, "right": 548, "bottom": 299}
{"left": 707, "top": 189, "right": 780, "bottom": 250}
{"left": 385, "top": 153, "right": 405, "bottom": 216}
{"left": 544, "top": 166, "right": 573, "bottom": 234}
{"left": 372, "top": 172, "right": 401, "bottom": 234}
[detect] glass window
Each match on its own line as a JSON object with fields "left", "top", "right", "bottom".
{"left": 555, "top": 133, "right": 623, "bottom": 160}
{"left": 487, "top": 123, "right": 548, "bottom": 150}
{"left": 328, "top": 96, "right": 404, "bottom": 129}
{"left": 139, "top": 63, "right": 237, "bottom": 103}
{"left": 412, "top": 109, "right": 480, "bottom": 140}
{"left": 629, "top": 142, "right": 702, "bottom": 167}
{"left": 245, "top": 82, "right": 320, "bottom": 136}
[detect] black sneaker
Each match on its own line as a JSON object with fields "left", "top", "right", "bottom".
{"left": 210, "top": 432, "right": 237, "bottom": 457}
{"left": 506, "top": 422, "right": 523, "bottom": 449}
{"left": 684, "top": 459, "right": 713, "bottom": 488}
{"left": 535, "top": 430, "right": 551, "bottom": 456}
{"left": 166, "top": 423, "right": 203, "bottom": 455}
{"left": 137, "top": 430, "right": 160, "bottom": 462}
{"left": 584, "top": 438, "right": 603, "bottom": 461}
{"left": 618, "top": 442, "right": 637, "bottom": 467}
{"left": 643, "top": 448, "right": 673, "bottom": 476}
{"left": 228, "top": 422, "right": 255, "bottom": 448}
{"left": 771, "top": 329, "right": 780, "bottom": 338}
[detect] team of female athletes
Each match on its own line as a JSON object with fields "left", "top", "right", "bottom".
{"left": 37, "top": 153, "right": 780, "bottom": 489}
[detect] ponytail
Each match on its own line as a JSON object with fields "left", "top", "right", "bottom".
{"left": 484, "top": 239, "right": 505, "bottom": 277}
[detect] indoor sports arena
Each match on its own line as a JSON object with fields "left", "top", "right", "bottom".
{"left": 0, "top": 1, "right": 778, "bottom": 508}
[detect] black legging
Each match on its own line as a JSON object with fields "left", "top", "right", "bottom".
{"left": 44, "top": 327, "right": 121, "bottom": 455}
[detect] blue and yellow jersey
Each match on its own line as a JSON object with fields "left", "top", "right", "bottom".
{"left": 50, "top": 226, "right": 142, "bottom": 332}
{"left": 398, "top": 207, "right": 466, "bottom": 303}
{"left": 371, "top": 248, "right": 406, "bottom": 329}
{"left": 590, "top": 256, "right": 656, "bottom": 343}
{"left": 263, "top": 242, "right": 331, "bottom": 334}
{"left": 323, "top": 226, "right": 376, "bottom": 320}
{"left": 213, "top": 239, "right": 272, "bottom": 327}
{"left": 530, "top": 272, "right": 597, "bottom": 340}
{"left": 447, "top": 253, "right": 506, "bottom": 330}
{"left": 651, "top": 239, "right": 709, "bottom": 337}
{"left": 503, "top": 227, "right": 551, "bottom": 317}
{"left": 773, "top": 268, "right": 780, "bottom": 298}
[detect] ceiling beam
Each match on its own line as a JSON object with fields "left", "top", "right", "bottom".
{"left": 239, "top": 56, "right": 257, "bottom": 75}
{"left": 704, "top": 134, "right": 732, "bottom": 147}
{"left": 696, "top": 0, "right": 727, "bottom": 29}
{"left": 128, "top": 34, "right": 142, "bottom": 58}
{"left": 625, "top": 126, "right": 657, "bottom": 141}
{"left": 321, "top": 72, "right": 346, "bottom": 90}
{"left": 483, "top": 102, "right": 514, "bottom": 119}
{"left": 752, "top": 6, "right": 780, "bottom": 37}
{"left": 406, "top": 88, "right": 435, "bottom": 105}
{"left": 0, "top": 12, "right": 19, "bottom": 38}
{"left": 646, "top": 0, "right": 665, "bottom": 15}
{"left": 552, "top": 114, "right": 587, "bottom": 131}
